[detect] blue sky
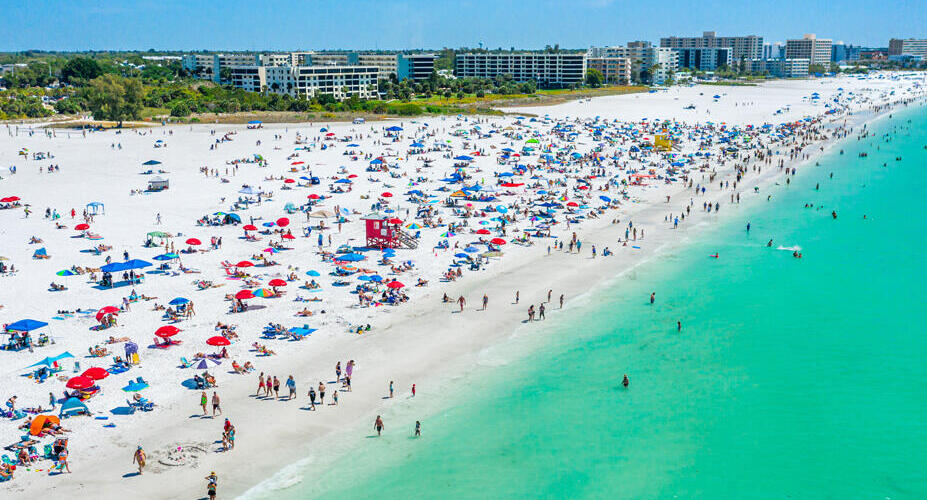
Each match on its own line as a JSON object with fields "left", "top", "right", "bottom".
{"left": 1, "top": 0, "right": 924, "bottom": 51}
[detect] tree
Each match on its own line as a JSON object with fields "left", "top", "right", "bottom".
{"left": 585, "top": 68, "right": 604, "bottom": 88}
{"left": 808, "top": 63, "right": 827, "bottom": 74}
{"left": 80, "top": 74, "right": 143, "bottom": 126}
{"left": 61, "top": 57, "right": 103, "bottom": 84}
{"left": 170, "top": 102, "right": 191, "bottom": 117}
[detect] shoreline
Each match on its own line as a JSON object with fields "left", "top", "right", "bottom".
{"left": 240, "top": 98, "right": 927, "bottom": 499}
{"left": 2, "top": 75, "right": 924, "bottom": 499}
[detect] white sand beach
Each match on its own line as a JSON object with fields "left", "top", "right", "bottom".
{"left": 0, "top": 73, "right": 924, "bottom": 498}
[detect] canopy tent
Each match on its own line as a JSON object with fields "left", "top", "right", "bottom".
{"left": 6, "top": 319, "right": 48, "bottom": 332}
{"left": 100, "top": 259, "right": 152, "bottom": 273}
{"left": 59, "top": 397, "right": 90, "bottom": 417}
{"left": 86, "top": 202, "right": 105, "bottom": 215}
{"left": 27, "top": 351, "right": 74, "bottom": 369}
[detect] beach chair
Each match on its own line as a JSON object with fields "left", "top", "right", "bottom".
{"left": 179, "top": 357, "right": 195, "bottom": 368}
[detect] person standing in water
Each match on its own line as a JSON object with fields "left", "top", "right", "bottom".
{"left": 622, "top": 374, "right": 630, "bottom": 388}
{"left": 374, "top": 415, "right": 385, "bottom": 436}
{"left": 650, "top": 292, "right": 655, "bottom": 304}
{"left": 415, "top": 421, "right": 422, "bottom": 437}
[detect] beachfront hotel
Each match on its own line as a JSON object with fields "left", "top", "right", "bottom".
{"left": 453, "top": 52, "right": 586, "bottom": 88}
{"left": 785, "top": 34, "right": 833, "bottom": 66}
{"left": 660, "top": 31, "right": 764, "bottom": 61}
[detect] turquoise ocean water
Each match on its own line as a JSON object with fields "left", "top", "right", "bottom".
{"left": 260, "top": 105, "right": 927, "bottom": 500}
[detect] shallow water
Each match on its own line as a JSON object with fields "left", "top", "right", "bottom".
{"left": 255, "top": 105, "right": 927, "bottom": 500}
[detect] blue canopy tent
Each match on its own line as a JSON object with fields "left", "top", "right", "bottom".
{"left": 6, "top": 319, "right": 48, "bottom": 332}
{"left": 385, "top": 126, "right": 403, "bottom": 132}
{"left": 142, "top": 160, "right": 161, "bottom": 166}
{"left": 59, "top": 397, "right": 89, "bottom": 417}
{"left": 288, "top": 327, "right": 316, "bottom": 337}
{"left": 101, "top": 259, "right": 152, "bottom": 273}
{"left": 27, "top": 351, "right": 73, "bottom": 369}
{"left": 86, "top": 201, "right": 105, "bottom": 215}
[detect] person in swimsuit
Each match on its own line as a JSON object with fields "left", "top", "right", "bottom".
{"left": 308, "top": 387, "right": 316, "bottom": 410}
{"left": 200, "top": 391, "right": 208, "bottom": 415}
{"left": 257, "top": 372, "right": 265, "bottom": 396}
{"left": 415, "top": 420, "right": 421, "bottom": 437}
{"left": 133, "top": 446, "right": 146, "bottom": 475}
{"left": 622, "top": 374, "right": 630, "bottom": 388}
{"left": 374, "top": 415, "right": 384, "bottom": 436}
{"left": 318, "top": 382, "right": 326, "bottom": 405}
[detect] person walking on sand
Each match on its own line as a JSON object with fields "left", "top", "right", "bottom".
{"left": 539, "top": 303, "right": 546, "bottom": 320}
{"left": 212, "top": 392, "right": 222, "bottom": 416}
{"left": 374, "top": 415, "right": 385, "bottom": 436}
{"left": 133, "top": 446, "right": 146, "bottom": 475}
{"left": 257, "top": 372, "right": 265, "bottom": 397}
{"left": 308, "top": 386, "right": 317, "bottom": 410}
{"left": 286, "top": 375, "right": 296, "bottom": 400}
{"left": 559, "top": 294, "right": 564, "bottom": 309}
{"left": 457, "top": 295, "right": 466, "bottom": 312}
{"left": 273, "top": 376, "right": 280, "bottom": 399}
{"left": 547, "top": 289, "right": 552, "bottom": 303}
{"left": 206, "top": 472, "right": 218, "bottom": 500}
{"left": 200, "top": 391, "right": 208, "bottom": 415}
{"left": 389, "top": 381, "right": 394, "bottom": 398}
{"left": 515, "top": 290, "right": 519, "bottom": 304}
{"left": 332, "top": 389, "right": 338, "bottom": 405}
{"left": 415, "top": 420, "right": 422, "bottom": 437}
{"left": 482, "top": 294, "right": 488, "bottom": 310}
{"left": 319, "top": 382, "right": 326, "bottom": 405}
{"left": 411, "top": 383, "right": 416, "bottom": 397}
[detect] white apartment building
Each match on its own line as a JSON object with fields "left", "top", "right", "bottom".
{"left": 785, "top": 34, "right": 832, "bottom": 66}
{"left": 660, "top": 31, "right": 763, "bottom": 60}
{"left": 747, "top": 58, "right": 810, "bottom": 78}
{"left": 355, "top": 53, "right": 398, "bottom": 80}
{"left": 589, "top": 43, "right": 678, "bottom": 84}
{"left": 889, "top": 38, "right": 927, "bottom": 57}
{"left": 585, "top": 56, "right": 632, "bottom": 84}
{"left": 233, "top": 65, "right": 378, "bottom": 100}
{"left": 454, "top": 53, "right": 586, "bottom": 87}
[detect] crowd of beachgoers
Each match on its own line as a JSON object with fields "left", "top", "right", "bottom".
{"left": 0, "top": 72, "right": 924, "bottom": 497}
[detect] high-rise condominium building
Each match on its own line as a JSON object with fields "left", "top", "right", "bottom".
{"left": 785, "top": 34, "right": 833, "bottom": 66}
{"left": 660, "top": 31, "right": 763, "bottom": 61}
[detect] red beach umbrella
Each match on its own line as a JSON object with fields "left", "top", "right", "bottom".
{"left": 95, "top": 306, "right": 120, "bottom": 322}
{"left": 307, "top": 194, "right": 320, "bottom": 199}
{"left": 66, "top": 376, "right": 94, "bottom": 390}
{"left": 268, "top": 279, "right": 287, "bottom": 287}
{"left": 566, "top": 202, "right": 579, "bottom": 207}
{"left": 235, "top": 290, "right": 254, "bottom": 300}
{"left": 281, "top": 233, "right": 295, "bottom": 240}
{"left": 155, "top": 326, "right": 180, "bottom": 338}
{"left": 206, "top": 336, "right": 231, "bottom": 346}
{"left": 185, "top": 238, "right": 202, "bottom": 246}
{"left": 276, "top": 217, "right": 290, "bottom": 227}
{"left": 235, "top": 261, "right": 254, "bottom": 268}
{"left": 243, "top": 224, "right": 258, "bottom": 231}
{"left": 387, "top": 280, "right": 405, "bottom": 289}
{"left": 476, "top": 229, "right": 490, "bottom": 235}
{"left": 74, "top": 223, "right": 90, "bottom": 231}
{"left": 1, "top": 196, "right": 20, "bottom": 202}
{"left": 291, "top": 161, "right": 304, "bottom": 165}
{"left": 491, "top": 238, "right": 507, "bottom": 245}
{"left": 82, "top": 367, "right": 109, "bottom": 380}
{"left": 387, "top": 218, "right": 403, "bottom": 224}
{"left": 284, "top": 178, "right": 295, "bottom": 184}
{"left": 347, "top": 174, "right": 358, "bottom": 178}
{"left": 381, "top": 192, "right": 393, "bottom": 198}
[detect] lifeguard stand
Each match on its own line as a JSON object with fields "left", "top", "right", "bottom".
{"left": 364, "top": 217, "right": 417, "bottom": 249}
